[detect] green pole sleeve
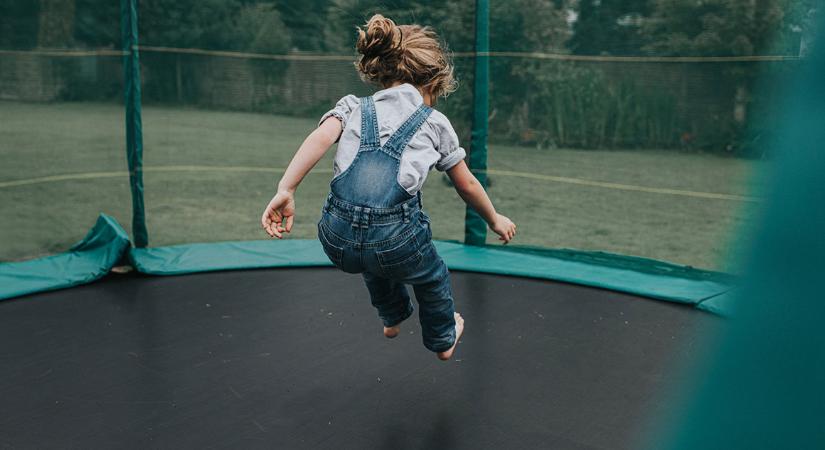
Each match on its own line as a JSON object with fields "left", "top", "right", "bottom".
{"left": 464, "top": 0, "right": 490, "bottom": 246}
{"left": 654, "top": 12, "right": 825, "bottom": 449}
{"left": 121, "top": 0, "right": 148, "bottom": 247}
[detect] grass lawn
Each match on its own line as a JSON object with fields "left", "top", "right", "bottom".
{"left": 0, "top": 101, "right": 762, "bottom": 270}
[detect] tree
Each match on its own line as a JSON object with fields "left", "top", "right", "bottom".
{"left": 138, "top": 0, "right": 244, "bottom": 49}
{"left": 641, "top": 0, "right": 785, "bottom": 57}
{"left": 0, "top": 0, "right": 40, "bottom": 49}
{"left": 568, "top": 0, "right": 650, "bottom": 55}
{"left": 38, "top": 0, "right": 75, "bottom": 48}
{"left": 320, "top": 0, "right": 476, "bottom": 54}
{"left": 136, "top": 1, "right": 290, "bottom": 105}
{"left": 225, "top": 3, "right": 290, "bottom": 53}
{"left": 274, "top": 0, "right": 333, "bottom": 52}
{"left": 640, "top": 0, "right": 813, "bottom": 150}
{"left": 74, "top": 0, "right": 119, "bottom": 48}
{"left": 775, "top": 0, "right": 818, "bottom": 55}
{"left": 493, "top": 0, "right": 571, "bottom": 52}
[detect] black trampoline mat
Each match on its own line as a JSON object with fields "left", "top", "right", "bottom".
{"left": 0, "top": 268, "right": 719, "bottom": 449}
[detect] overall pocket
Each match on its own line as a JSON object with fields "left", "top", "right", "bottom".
{"left": 317, "top": 221, "right": 345, "bottom": 269}
{"left": 376, "top": 233, "right": 423, "bottom": 279}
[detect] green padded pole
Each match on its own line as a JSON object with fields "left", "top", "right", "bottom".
{"left": 121, "top": 0, "right": 147, "bottom": 248}
{"left": 464, "top": 0, "right": 490, "bottom": 246}
{"left": 653, "top": 13, "right": 825, "bottom": 450}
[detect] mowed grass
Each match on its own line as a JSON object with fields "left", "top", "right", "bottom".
{"left": 0, "top": 101, "right": 762, "bottom": 270}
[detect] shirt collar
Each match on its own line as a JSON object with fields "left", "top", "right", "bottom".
{"left": 374, "top": 83, "right": 424, "bottom": 103}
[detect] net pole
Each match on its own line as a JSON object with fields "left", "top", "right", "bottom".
{"left": 464, "top": 0, "right": 490, "bottom": 246}
{"left": 654, "top": 12, "right": 825, "bottom": 449}
{"left": 121, "top": 0, "right": 148, "bottom": 247}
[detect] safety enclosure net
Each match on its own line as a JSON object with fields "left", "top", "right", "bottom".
{"left": 0, "top": 1, "right": 818, "bottom": 272}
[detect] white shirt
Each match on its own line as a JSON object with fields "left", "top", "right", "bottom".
{"left": 319, "top": 83, "right": 467, "bottom": 195}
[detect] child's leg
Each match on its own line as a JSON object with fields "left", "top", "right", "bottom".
{"left": 362, "top": 272, "right": 414, "bottom": 332}
{"left": 411, "top": 259, "right": 459, "bottom": 354}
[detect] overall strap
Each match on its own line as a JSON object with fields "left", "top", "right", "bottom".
{"left": 359, "top": 96, "right": 380, "bottom": 149}
{"left": 381, "top": 103, "right": 433, "bottom": 159}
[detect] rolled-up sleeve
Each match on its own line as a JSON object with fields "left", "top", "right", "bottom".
{"left": 319, "top": 95, "right": 359, "bottom": 130}
{"left": 434, "top": 115, "right": 467, "bottom": 172}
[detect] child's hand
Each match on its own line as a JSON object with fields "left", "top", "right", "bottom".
{"left": 261, "top": 191, "right": 295, "bottom": 239}
{"left": 490, "top": 214, "right": 516, "bottom": 244}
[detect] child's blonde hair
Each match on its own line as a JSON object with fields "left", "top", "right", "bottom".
{"left": 355, "top": 14, "right": 457, "bottom": 99}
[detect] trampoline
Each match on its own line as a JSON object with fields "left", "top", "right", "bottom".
{"left": 0, "top": 267, "right": 718, "bottom": 449}
{"left": 6, "top": 1, "right": 824, "bottom": 449}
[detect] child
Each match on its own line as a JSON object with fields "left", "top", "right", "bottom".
{"left": 261, "top": 14, "right": 516, "bottom": 361}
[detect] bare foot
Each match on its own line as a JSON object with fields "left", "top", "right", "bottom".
{"left": 437, "top": 313, "right": 465, "bottom": 361}
{"left": 384, "top": 325, "right": 400, "bottom": 339}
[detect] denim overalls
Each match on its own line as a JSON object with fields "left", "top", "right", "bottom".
{"left": 317, "top": 95, "right": 456, "bottom": 353}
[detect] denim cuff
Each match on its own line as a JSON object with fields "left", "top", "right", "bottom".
{"left": 423, "top": 327, "right": 457, "bottom": 353}
{"left": 382, "top": 304, "right": 414, "bottom": 328}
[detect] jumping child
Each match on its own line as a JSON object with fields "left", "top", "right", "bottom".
{"left": 261, "top": 14, "right": 516, "bottom": 360}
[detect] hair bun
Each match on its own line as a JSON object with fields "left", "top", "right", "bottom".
{"left": 356, "top": 14, "right": 402, "bottom": 60}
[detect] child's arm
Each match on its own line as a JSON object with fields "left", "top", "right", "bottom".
{"left": 261, "top": 117, "right": 342, "bottom": 238}
{"left": 447, "top": 160, "right": 516, "bottom": 243}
